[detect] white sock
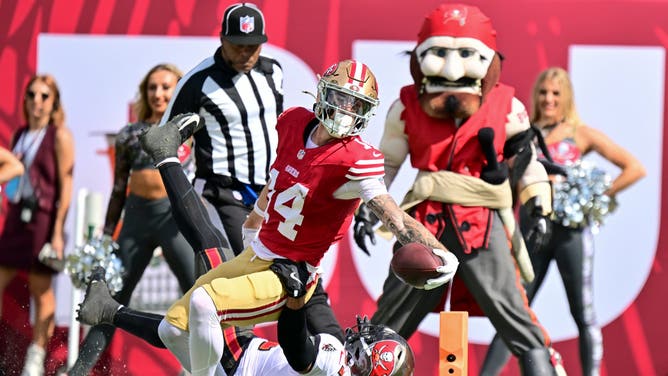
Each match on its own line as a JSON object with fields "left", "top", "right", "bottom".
{"left": 158, "top": 319, "right": 191, "bottom": 372}
{"left": 188, "top": 287, "right": 224, "bottom": 376}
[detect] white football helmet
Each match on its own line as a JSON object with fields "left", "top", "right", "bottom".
{"left": 314, "top": 60, "right": 379, "bottom": 138}
{"left": 344, "top": 316, "right": 415, "bottom": 376}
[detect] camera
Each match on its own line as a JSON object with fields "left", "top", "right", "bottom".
{"left": 20, "top": 194, "right": 38, "bottom": 223}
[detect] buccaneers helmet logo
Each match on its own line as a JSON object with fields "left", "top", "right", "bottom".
{"left": 442, "top": 7, "right": 468, "bottom": 26}
{"left": 369, "top": 340, "right": 402, "bottom": 375}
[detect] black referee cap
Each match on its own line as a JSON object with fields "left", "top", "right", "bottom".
{"left": 221, "top": 3, "right": 268, "bottom": 45}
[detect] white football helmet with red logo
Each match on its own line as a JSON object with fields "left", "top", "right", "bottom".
{"left": 344, "top": 316, "right": 415, "bottom": 376}
{"left": 314, "top": 60, "right": 379, "bottom": 138}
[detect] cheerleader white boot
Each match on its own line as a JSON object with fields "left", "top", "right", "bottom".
{"left": 21, "top": 343, "right": 45, "bottom": 376}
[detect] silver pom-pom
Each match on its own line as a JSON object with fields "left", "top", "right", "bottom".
{"left": 65, "top": 236, "right": 125, "bottom": 295}
{"left": 552, "top": 160, "right": 617, "bottom": 233}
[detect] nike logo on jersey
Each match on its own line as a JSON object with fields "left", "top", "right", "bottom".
{"left": 372, "top": 151, "right": 381, "bottom": 157}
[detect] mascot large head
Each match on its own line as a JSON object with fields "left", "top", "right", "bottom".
{"left": 411, "top": 3, "right": 501, "bottom": 120}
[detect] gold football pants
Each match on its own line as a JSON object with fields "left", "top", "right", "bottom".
{"left": 165, "top": 248, "right": 317, "bottom": 331}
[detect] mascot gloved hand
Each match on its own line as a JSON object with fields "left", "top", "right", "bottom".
{"left": 353, "top": 203, "right": 379, "bottom": 256}
{"left": 523, "top": 195, "right": 552, "bottom": 252}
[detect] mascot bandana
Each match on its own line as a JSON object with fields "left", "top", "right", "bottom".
{"left": 410, "top": 3, "right": 502, "bottom": 120}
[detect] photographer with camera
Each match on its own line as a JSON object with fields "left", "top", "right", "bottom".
{"left": 0, "top": 74, "right": 75, "bottom": 376}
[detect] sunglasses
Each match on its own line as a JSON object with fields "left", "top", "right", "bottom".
{"left": 27, "top": 91, "right": 50, "bottom": 101}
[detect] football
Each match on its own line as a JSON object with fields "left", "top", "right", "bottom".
{"left": 391, "top": 242, "right": 444, "bottom": 288}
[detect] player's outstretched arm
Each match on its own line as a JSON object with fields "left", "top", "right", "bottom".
{"left": 367, "top": 193, "right": 459, "bottom": 289}
{"left": 367, "top": 193, "right": 444, "bottom": 251}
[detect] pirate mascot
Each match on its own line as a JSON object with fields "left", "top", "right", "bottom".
{"left": 353, "top": 4, "right": 564, "bottom": 374}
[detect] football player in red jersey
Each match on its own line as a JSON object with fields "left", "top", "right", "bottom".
{"left": 130, "top": 59, "right": 458, "bottom": 376}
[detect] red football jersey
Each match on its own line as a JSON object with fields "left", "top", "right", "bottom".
{"left": 258, "top": 107, "right": 384, "bottom": 266}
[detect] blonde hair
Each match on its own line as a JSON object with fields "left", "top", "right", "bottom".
{"left": 530, "top": 67, "right": 583, "bottom": 126}
{"left": 23, "top": 74, "right": 65, "bottom": 127}
{"left": 133, "top": 63, "right": 183, "bottom": 122}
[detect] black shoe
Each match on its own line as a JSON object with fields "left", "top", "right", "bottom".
{"left": 140, "top": 113, "right": 202, "bottom": 164}
{"left": 76, "top": 267, "right": 120, "bottom": 326}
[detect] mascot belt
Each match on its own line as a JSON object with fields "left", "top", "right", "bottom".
{"left": 398, "top": 170, "right": 512, "bottom": 211}
{"left": 379, "top": 170, "right": 535, "bottom": 283}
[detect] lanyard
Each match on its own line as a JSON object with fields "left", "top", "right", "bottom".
{"left": 16, "top": 126, "right": 47, "bottom": 162}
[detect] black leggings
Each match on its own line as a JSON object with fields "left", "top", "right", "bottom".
{"left": 481, "top": 212, "right": 602, "bottom": 376}
{"left": 162, "top": 170, "right": 230, "bottom": 252}
{"left": 69, "top": 194, "right": 195, "bottom": 376}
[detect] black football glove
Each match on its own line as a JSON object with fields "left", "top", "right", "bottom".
{"left": 523, "top": 196, "right": 552, "bottom": 252}
{"left": 353, "top": 203, "right": 379, "bottom": 256}
{"left": 269, "top": 259, "right": 310, "bottom": 298}
{"left": 478, "top": 127, "right": 508, "bottom": 185}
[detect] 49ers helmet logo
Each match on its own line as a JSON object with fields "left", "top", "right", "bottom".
{"left": 323, "top": 62, "right": 339, "bottom": 77}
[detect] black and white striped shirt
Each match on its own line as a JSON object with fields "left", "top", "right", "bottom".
{"left": 162, "top": 47, "right": 283, "bottom": 187}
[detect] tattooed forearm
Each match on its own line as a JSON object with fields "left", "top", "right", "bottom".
{"left": 395, "top": 212, "right": 444, "bottom": 249}
{"left": 367, "top": 194, "right": 445, "bottom": 251}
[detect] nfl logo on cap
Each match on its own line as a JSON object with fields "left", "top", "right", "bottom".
{"left": 240, "top": 16, "right": 254, "bottom": 34}
{"left": 221, "top": 2, "right": 268, "bottom": 45}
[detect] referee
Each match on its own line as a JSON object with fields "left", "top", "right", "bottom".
{"left": 161, "top": 2, "right": 283, "bottom": 255}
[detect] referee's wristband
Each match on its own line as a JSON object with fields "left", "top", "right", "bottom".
{"left": 252, "top": 204, "right": 266, "bottom": 217}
